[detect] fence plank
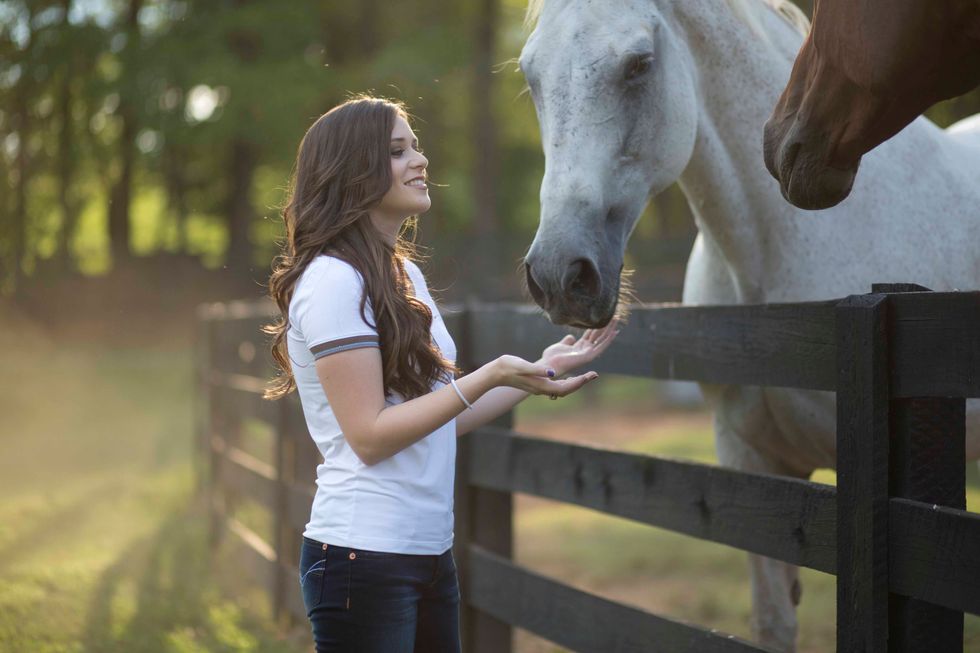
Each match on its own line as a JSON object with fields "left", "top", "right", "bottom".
{"left": 205, "top": 293, "right": 980, "bottom": 397}
{"left": 463, "top": 301, "right": 839, "bottom": 390}
{"left": 889, "top": 498, "right": 980, "bottom": 616}
{"left": 836, "top": 293, "right": 890, "bottom": 653}
{"left": 469, "top": 427, "right": 836, "bottom": 573}
{"left": 889, "top": 291, "right": 980, "bottom": 398}
{"left": 210, "top": 374, "right": 278, "bottom": 426}
{"left": 206, "top": 295, "right": 980, "bottom": 395}
{"left": 226, "top": 517, "right": 277, "bottom": 597}
{"left": 214, "top": 437, "right": 277, "bottom": 511}
{"left": 468, "top": 545, "right": 772, "bottom": 653}
{"left": 459, "top": 295, "right": 980, "bottom": 397}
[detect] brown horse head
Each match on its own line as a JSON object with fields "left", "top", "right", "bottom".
{"left": 763, "top": 0, "right": 980, "bottom": 210}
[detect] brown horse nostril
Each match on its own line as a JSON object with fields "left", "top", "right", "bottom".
{"left": 524, "top": 262, "right": 548, "bottom": 309}
{"left": 562, "top": 258, "right": 600, "bottom": 298}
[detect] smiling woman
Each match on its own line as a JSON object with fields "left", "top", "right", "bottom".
{"left": 260, "top": 95, "right": 619, "bottom": 652}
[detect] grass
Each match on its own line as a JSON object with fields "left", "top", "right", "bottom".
{"left": 0, "top": 311, "right": 303, "bottom": 653}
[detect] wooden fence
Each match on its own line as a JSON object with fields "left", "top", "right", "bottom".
{"left": 197, "top": 283, "right": 980, "bottom": 652}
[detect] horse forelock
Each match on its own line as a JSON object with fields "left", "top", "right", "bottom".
{"left": 524, "top": 0, "right": 545, "bottom": 30}
{"left": 524, "top": 0, "right": 809, "bottom": 36}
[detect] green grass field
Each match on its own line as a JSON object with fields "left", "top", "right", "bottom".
{"left": 0, "top": 311, "right": 302, "bottom": 653}
{"left": 2, "top": 306, "right": 978, "bottom": 652}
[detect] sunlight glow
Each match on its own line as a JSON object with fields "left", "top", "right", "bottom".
{"left": 185, "top": 85, "right": 221, "bottom": 123}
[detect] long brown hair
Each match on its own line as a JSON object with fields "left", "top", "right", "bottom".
{"left": 264, "top": 95, "right": 457, "bottom": 401}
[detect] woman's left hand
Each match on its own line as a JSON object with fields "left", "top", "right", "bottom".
{"left": 540, "top": 318, "right": 620, "bottom": 377}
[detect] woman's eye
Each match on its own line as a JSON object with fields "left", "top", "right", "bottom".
{"left": 391, "top": 149, "right": 404, "bottom": 157}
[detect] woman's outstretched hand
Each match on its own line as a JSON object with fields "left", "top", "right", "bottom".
{"left": 540, "top": 318, "right": 620, "bottom": 377}
{"left": 489, "top": 355, "right": 598, "bottom": 398}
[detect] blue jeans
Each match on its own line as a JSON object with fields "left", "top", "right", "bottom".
{"left": 298, "top": 536, "right": 461, "bottom": 653}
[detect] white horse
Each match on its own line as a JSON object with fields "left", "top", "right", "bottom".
{"left": 517, "top": 0, "right": 980, "bottom": 650}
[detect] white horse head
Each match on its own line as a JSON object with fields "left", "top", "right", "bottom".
{"left": 521, "top": 0, "right": 807, "bottom": 326}
{"left": 520, "top": 0, "right": 700, "bottom": 327}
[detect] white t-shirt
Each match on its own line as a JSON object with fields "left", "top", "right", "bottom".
{"left": 287, "top": 254, "right": 458, "bottom": 554}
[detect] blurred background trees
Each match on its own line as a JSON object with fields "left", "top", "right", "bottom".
{"left": 1, "top": 0, "right": 978, "bottom": 323}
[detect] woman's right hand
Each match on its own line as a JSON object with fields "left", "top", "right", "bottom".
{"left": 489, "top": 355, "right": 598, "bottom": 398}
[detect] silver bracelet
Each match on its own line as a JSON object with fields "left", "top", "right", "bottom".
{"left": 449, "top": 377, "right": 474, "bottom": 410}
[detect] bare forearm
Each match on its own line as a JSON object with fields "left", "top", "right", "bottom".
{"left": 455, "top": 385, "right": 529, "bottom": 435}
{"left": 358, "top": 365, "right": 498, "bottom": 464}
{"left": 325, "top": 350, "right": 581, "bottom": 465}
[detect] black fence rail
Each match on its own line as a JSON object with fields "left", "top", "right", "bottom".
{"left": 197, "top": 283, "right": 980, "bottom": 652}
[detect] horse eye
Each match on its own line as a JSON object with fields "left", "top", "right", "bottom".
{"left": 624, "top": 54, "right": 652, "bottom": 81}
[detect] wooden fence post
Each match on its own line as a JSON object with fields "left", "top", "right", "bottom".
{"left": 836, "top": 292, "right": 890, "bottom": 653}
{"left": 455, "top": 301, "right": 514, "bottom": 653}
{"left": 208, "top": 316, "right": 242, "bottom": 551}
{"left": 273, "top": 397, "right": 298, "bottom": 628}
{"left": 194, "top": 307, "right": 212, "bottom": 495}
{"left": 875, "top": 284, "right": 965, "bottom": 653}
{"left": 206, "top": 314, "right": 224, "bottom": 550}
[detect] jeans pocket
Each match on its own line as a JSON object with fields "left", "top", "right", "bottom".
{"left": 299, "top": 541, "right": 330, "bottom": 613}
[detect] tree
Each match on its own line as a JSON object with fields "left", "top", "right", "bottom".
{"left": 8, "top": 2, "right": 37, "bottom": 294}
{"left": 470, "top": 0, "right": 502, "bottom": 298}
{"left": 54, "top": 0, "right": 79, "bottom": 273}
{"left": 105, "top": 0, "right": 143, "bottom": 266}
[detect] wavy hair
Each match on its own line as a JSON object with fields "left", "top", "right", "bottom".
{"left": 264, "top": 95, "right": 457, "bottom": 401}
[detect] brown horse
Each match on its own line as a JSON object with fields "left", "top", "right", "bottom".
{"left": 763, "top": 0, "right": 980, "bottom": 210}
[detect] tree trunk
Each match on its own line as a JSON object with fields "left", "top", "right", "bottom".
{"left": 108, "top": 108, "right": 136, "bottom": 264}
{"left": 470, "top": 0, "right": 501, "bottom": 299}
{"left": 107, "top": 0, "right": 143, "bottom": 267}
{"left": 225, "top": 138, "right": 256, "bottom": 275}
{"left": 163, "top": 146, "right": 190, "bottom": 253}
{"left": 10, "top": 3, "right": 36, "bottom": 295}
{"left": 12, "top": 92, "right": 29, "bottom": 294}
{"left": 357, "top": 0, "right": 379, "bottom": 57}
{"left": 56, "top": 0, "right": 77, "bottom": 274}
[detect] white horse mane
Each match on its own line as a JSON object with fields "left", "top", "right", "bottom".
{"left": 524, "top": 0, "right": 810, "bottom": 37}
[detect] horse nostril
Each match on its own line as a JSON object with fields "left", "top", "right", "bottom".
{"left": 524, "top": 262, "right": 548, "bottom": 308}
{"left": 562, "top": 258, "right": 600, "bottom": 298}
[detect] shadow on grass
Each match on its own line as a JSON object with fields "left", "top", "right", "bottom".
{"left": 0, "top": 482, "right": 120, "bottom": 575}
{"left": 81, "top": 497, "right": 298, "bottom": 653}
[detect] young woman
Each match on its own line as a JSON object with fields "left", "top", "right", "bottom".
{"left": 265, "top": 95, "right": 619, "bottom": 652}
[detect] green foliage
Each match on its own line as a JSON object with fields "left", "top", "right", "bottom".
{"left": 2, "top": 0, "right": 979, "bottom": 301}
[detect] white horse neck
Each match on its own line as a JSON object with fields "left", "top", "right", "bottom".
{"left": 670, "top": 1, "right": 806, "bottom": 301}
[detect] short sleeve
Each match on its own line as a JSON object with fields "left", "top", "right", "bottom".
{"left": 291, "top": 257, "right": 379, "bottom": 361}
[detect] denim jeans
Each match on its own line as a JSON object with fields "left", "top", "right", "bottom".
{"left": 298, "top": 536, "right": 461, "bottom": 653}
